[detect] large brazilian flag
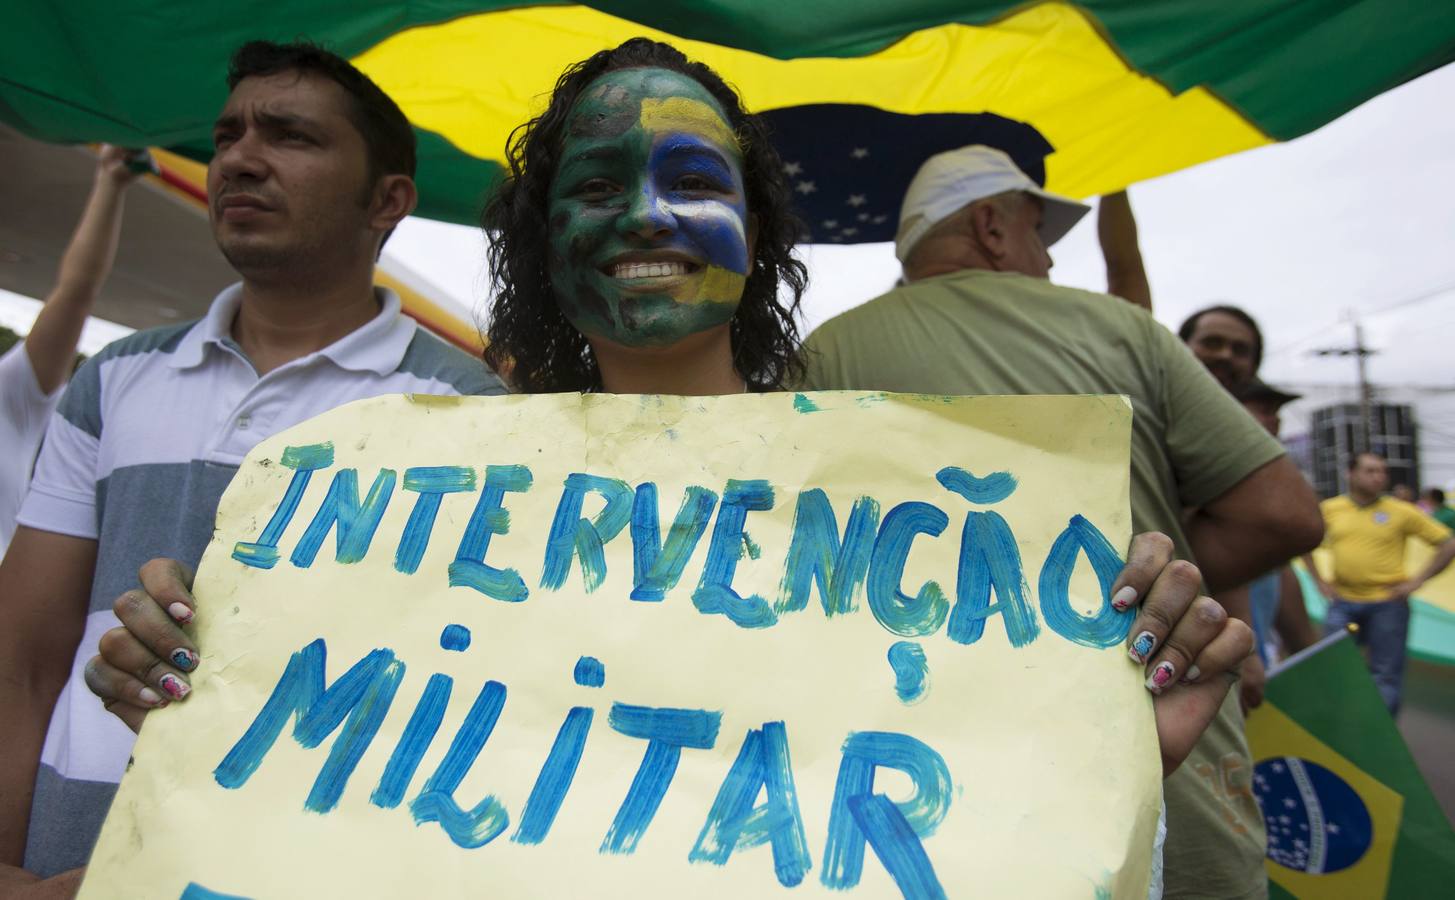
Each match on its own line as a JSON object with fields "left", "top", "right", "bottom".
{"left": 4, "top": 1, "right": 1455, "bottom": 240}
{"left": 1247, "top": 632, "right": 1455, "bottom": 898}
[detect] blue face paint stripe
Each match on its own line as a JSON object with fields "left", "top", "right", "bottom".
{"left": 1039, "top": 515, "right": 1132, "bottom": 648}
{"left": 866, "top": 502, "right": 950, "bottom": 637}
{"left": 450, "top": 465, "right": 532, "bottom": 603}
{"left": 646, "top": 134, "right": 749, "bottom": 275}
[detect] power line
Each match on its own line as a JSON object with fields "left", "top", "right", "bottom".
{"left": 1263, "top": 279, "right": 1455, "bottom": 360}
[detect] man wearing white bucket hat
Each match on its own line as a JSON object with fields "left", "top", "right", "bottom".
{"left": 802, "top": 145, "right": 1324, "bottom": 900}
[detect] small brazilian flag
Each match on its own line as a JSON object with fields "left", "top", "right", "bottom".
{"left": 1247, "top": 632, "right": 1455, "bottom": 898}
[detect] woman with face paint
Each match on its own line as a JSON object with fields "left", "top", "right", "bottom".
{"left": 88, "top": 43, "right": 1253, "bottom": 872}
{"left": 482, "top": 39, "right": 806, "bottom": 395}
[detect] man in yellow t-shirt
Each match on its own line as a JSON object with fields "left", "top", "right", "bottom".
{"left": 1304, "top": 452, "right": 1455, "bottom": 714}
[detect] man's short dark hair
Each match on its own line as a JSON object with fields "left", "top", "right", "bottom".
{"left": 227, "top": 40, "right": 416, "bottom": 183}
{"left": 1178, "top": 305, "right": 1264, "bottom": 370}
{"left": 1425, "top": 487, "right": 1446, "bottom": 505}
{"left": 1347, "top": 451, "right": 1386, "bottom": 471}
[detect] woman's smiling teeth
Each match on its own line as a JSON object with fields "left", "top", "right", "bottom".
{"left": 611, "top": 261, "right": 693, "bottom": 279}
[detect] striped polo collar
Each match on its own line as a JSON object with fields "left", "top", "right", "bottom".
{"left": 168, "top": 282, "right": 417, "bottom": 376}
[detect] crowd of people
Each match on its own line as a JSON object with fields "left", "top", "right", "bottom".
{"left": 0, "top": 36, "right": 1448, "bottom": 900}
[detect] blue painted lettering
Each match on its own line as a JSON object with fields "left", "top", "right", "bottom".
{"left": 449, "top": 465, "right": 531, "bottom": 603}
{"left": 1039, "top": 515, "right": 1131, "bottom": 648}
{"left": 541, "top": 473, "right": 633, "bottom": 593}
{"left": 232, "top": 442, "right": 334, "bottom": 569}
{"left": 690, "top": 721, "right": 811, "bottom": 886}
{"left": 395, "top": 466, "right": 476, "bottom": 574}
{"left": 410, "top": 680, "right": 511, "bottom": 848}
{"left": 821, "top": 731, "right": 952, "bottom": 891}
{"left": 630, "top": 482, "right": 716, "bottom": 601}
{"left": 866, "top": 502, "right": 949, "bottom": 637}
{"left": 214, "top": 639, "right": 403, "bottom": 814}
{"left": 289, "top": 469, "right": 396, "bottom": 568}
{"left": 693, "top": 479, "right": 776, "bottom": 628}
{"left": 777, "top": 489, "right": 879, "bottom": 617}
{"left": 601, "top": 703, "right": 722, "bottom": 854}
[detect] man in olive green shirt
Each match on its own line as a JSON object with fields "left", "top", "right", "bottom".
{"left": 801, "top": 146, "right": 1325, "bottom": 900}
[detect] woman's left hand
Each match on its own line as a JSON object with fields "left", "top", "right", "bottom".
{"left": 1111, "top": 533, "right": 1254, "bottom": 776}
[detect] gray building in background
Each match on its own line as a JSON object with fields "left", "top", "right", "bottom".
{"left": 1307, "top": 403, "right": 1419, "bottom": 498}
{"left": 1273, "top": 383, "right": 1455, "bottom": 496}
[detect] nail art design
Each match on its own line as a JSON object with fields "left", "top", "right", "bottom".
{"left": 170, "top": 648, "right": 197, "bottom": 671}
{"left": 1146, "top": 661, "right": 1176, "bottom": 694}
{"left": 1111, "top": 585, "right": 1138, "bottom": 612}
{"left": 1128, "top": 631, "right": 1157, "bottom": 663}
{"left": 168, "top": 602, "right": 193, "bottom": 624}
{"left": 138, "top": 686, "right": 164, "bottom": 707}
{"left": 159, "top": 673, "right": 190, "bottom": 700}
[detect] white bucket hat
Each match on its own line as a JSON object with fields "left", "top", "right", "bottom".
{"left": 894, "top": 145, "right": 1091, "bottom": 263}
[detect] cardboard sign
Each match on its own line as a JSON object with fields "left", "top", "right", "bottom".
{"left": 82, "top": 392, "right": 1158, "bottom": 899}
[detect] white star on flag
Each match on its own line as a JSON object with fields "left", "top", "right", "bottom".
{"left": 850, "top": 147, "right": 869, "bottom": 159}
{"left": 783, "top": 161, "right": 803, "bottom": 176}
{"left": 847, "top": 194, "right": 867, "bottom": 207}
{"left": 795, "top": 181, "right": 817, "bottom": 195}
{"left": 821, "top": 219, "right": 838, "bottom": 229}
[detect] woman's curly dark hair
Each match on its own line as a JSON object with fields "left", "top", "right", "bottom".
{"left": 482, "top": 38, "right": 808, "bottom": 393}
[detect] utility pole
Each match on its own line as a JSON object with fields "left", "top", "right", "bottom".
{"left": 1313, "top": 315, "right": 1378, "bottom": 452}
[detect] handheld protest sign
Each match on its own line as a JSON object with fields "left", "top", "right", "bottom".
{"left": 81, "top": 392, "right": 1158, "bottom": 899}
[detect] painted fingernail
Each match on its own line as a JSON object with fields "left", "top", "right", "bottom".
{"left": 170, "top": 648, "right": 198, "bottom": 671}
{"left": 167, "top": 602, "right": 193, "bottom": 624}
{"left": 159, "top": 673, "right": 190, "bottom": 700}
{"left": 1181, "top": 664, "right": 1202, "bottom": 683}
{"left": 138, "top": 687, "right": 164, "bottom": 706}
{"left": 1146, "top": 661, "right": 1177, "bottom": 694}
{"left": 1111, "top": 585, "right": 1138, "bottom": 611}
{"left": 1128, "top": 631, "right": 1157, "bottom": 663}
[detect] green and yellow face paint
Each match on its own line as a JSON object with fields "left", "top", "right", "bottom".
{"left": 547, "top": 68, "right": 750, "bottom": 348}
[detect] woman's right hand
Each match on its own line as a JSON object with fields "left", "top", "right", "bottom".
{"left": 84, "top": 558, "right": 199, "bottom": 733}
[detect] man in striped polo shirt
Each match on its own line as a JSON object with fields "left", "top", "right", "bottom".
{"left": 0, "top": 41, "right": 504, "bottom": 889}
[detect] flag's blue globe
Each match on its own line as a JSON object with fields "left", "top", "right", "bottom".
{"left": 1254, "top": 756, "right": 1373, "bottom": 874}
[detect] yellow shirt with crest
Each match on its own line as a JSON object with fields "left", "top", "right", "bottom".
{"left": 1320, "top": 495, "right": 1452, "bottom": 601}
